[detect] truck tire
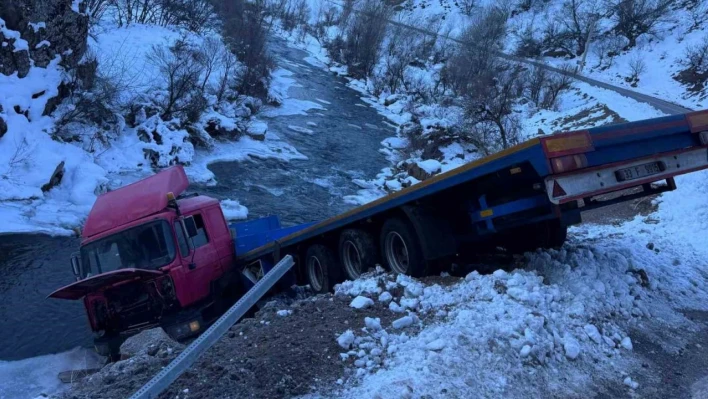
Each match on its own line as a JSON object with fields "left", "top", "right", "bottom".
{"left": 305, "top": 244, "right": 341, "bottom": 294}
{"left": 380, "top": 217, "right": 427, "bottom": 277}
{"left": 506, "top": 220, "right": 568, "bottom": 254}
{"left": 339, "top": 229, "right": 378, "bottom": 280}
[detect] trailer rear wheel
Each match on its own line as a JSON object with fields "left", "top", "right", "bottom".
{"left": 381, "top": 218, "right": 426, "bottom": 277}
{"left": 339, "top": 229, "right": 378, "bottom": 280}
{"left": 305, "top": 244, "right": 341, "bottom": 293}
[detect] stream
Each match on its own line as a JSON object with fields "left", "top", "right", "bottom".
{"left": 0, "top": 38, "right": 394, "bottom": 361}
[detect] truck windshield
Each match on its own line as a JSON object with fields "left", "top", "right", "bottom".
{"left": 80, "top": 220, "right": 176, "bottom": 277}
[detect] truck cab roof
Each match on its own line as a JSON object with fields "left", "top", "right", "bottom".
{"left": 82, "top": 166, "right": 189, "bottom": 239}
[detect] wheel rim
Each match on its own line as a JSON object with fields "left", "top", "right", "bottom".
{"left": 385, "top": 231, "right": 409, "bottom": 274}
{"left": 342, "top": 240, "right": 363, "bottom": 279}
{"left": 307, "top": 256, "right": 324, "bottom": 291}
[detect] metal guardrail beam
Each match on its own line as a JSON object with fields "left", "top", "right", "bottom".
{"left": 129, "top": 255, "right": 295, "bottom": 399}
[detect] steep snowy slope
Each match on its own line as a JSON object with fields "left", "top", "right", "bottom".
{"left": 0, "top": 12, "right": 303, "bottom": 235}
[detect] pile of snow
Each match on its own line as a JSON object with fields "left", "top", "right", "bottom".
{"left": 220, "top": 199, "right": 248, "bottom": 221}
{"left": 0, "top": 347, "right": 103, "bottom": 399}
{"left": 332, "top": 249, "right": 648, "bottom": 397}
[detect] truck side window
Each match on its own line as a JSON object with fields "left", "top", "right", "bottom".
{"left": 192, "top": 214, "right": 209, "bottom": 248}
{"left": 174, "top": 222, "right": 190, "bottom": 257}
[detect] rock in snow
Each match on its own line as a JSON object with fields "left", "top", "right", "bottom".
{"left": 425, "top": 339, "right": 446, "bottom": 351}
{"left": 388, "top": 301, "right": 405, "bottom": 313}
{"left": 564, "top": 337, "right": 581, "bottom": 360}
{"left": 365, "top": 317, "right": 382, "bottom": 331}
{"left": 520, "top": 345, "right": 532, "bottom": 357}
{"left": 378, "top": 292, "right": 393, "bottom": 303}
{"left": 623, "top": 376, "right": 639, "bottom": 389}
{"left": 584, "top": 324, "right": 603, "bottom": 344}
{"left": 337, "top": 330, "right": 355, "bottom": 349}
{"left": 392, "top": 316, "right": 413, "bottom": 329}
{"left": 621, "top": 337, "right": 633, "bottom": 351}
{"left": 350, "top": 296, "right": 374, "bottom": 309}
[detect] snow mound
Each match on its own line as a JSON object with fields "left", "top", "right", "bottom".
{"left": 335, "top": 273, "right": 385, "bottom": 297}
{"left": 415, "top": 159, "right": 441, "bottom": 174}
{"left": 0, "top": 347, "right": 103, "bottom": 399}
{"left": 335, "top": 245, "right": 659, "bottom": 398}
{"left": 220, "top": 199, "right": 248, "bottom": 221}
{"left": 350, "top": 296, "right": 374, "bottom": 309}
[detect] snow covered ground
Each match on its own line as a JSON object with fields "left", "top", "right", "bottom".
{"left": 0, "top": 347, "right": 102, "bottom": 399}
{"left": 322, "top": 168, "right": 708, "bottom": 398}
{"left": 0, "top": 19, "right": 308, "bottom": 236}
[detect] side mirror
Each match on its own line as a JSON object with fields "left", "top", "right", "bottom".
{"left": 183, "top": 217, "right": 199, "bottom": 238}
{"left": 70, "top": 253, "right": 81, "bottom": 279}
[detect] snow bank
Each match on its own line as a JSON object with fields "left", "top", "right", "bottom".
{"left": 264, "top": 68, "right": 324, "bottom": 117}
{"left": 184, "top": 135, "right": 306, "bottom": 186}
{"left": 0, "top": 56, "right": 108, "bottom": 236}
{"left": 0, "top": 347, "right": 103, "bottom": 399}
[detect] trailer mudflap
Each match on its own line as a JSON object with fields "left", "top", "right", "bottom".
{"left": 48, "top": 269, "right": 163, "bottom": 300}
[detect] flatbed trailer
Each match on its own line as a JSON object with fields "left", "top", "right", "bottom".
{"left": 233, "top": 110, "right": 708, "bottom": 290}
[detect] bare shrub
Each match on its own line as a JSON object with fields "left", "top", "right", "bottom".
{"left": 379, "top": 19, "right": 437, "bottom": 96}
{"left": 338, "top": 0, "right": 357, "bottom": 27}
{"left": 85, "top": 0, "right": 113, "bottom": 26}
{"left": 7, "top": 137, "right": 33, "bottom": 172}
{"left": 443, "top": 7, "right": 508, "bottom": 97}
{"left": 215, "top": 51, "right": 239, "bottom": 102}
{"left": 341, "top": 0, "right": 392, "bottom": 79}
{"left": 689, "top": 0, "right": 708, "bottom": 30}
{"left": 681, "top": 36, "right": 708, "bottom": 74}
{"left": 627, "top": 54, "right": 647, "bottom": 85}
{"left": 555, "top": 0, "right": 600, "bottom": 56}
{"left": 458, "top": 0, "right": 478, "bottom": 15}
{"left": 111, "top": 0, "right": 215, "bottom": 32}
{"left": 280, "top": 0, "right": 310, "bottom": 33}
{"left": 528, "top": 66, "right": 549, "bottom": 104}
{"left": 540, "top": 21, "right": 575, "bottom": 57}
{"left": 608, "top": 0, "right": 675, "bottom": 48}
{"left": 463, "top": 64, "right": 525, "bottom": 151}
{"left": 217, "top": 0, "right": 275, "bottom": 99}
{"left": 541, "top": 64, "right": 574, "bottom": 109}
{"left": 515, "top": 20, "right": 542, "bottom": 57}
{"left": 147, "top": 39, "right": 203, "bottom": 119}
{"left": 54, "top": 51, "right": 123, "bottom": 144}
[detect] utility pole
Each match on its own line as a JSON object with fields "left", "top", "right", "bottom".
{"left": 578, "top": 14, "right": 600, "bottom": 74}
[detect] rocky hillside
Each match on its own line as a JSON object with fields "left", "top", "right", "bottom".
{"left": 0, "top": 0, "right": 88, "bottom": 77}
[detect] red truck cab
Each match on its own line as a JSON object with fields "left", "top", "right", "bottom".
{"left": 49, "top": 166, "right": 236, "bottom": 357}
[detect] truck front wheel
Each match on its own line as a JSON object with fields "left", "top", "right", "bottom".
{"left": 380, "top": 218, "right": 426, "bottom": 277}
{"left": 305, "top": 244, "right": 341, "bottom": 294}
{"left": 339, "top": 229, "right": 378, "bottom": 280}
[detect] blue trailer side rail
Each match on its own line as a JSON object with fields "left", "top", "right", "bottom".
{"left": 235, "top": 110, "right": 708, "bottom": 264}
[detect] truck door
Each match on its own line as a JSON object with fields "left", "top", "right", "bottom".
{"left": 178, "top": 213, "right": 219, "bottom": 304}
